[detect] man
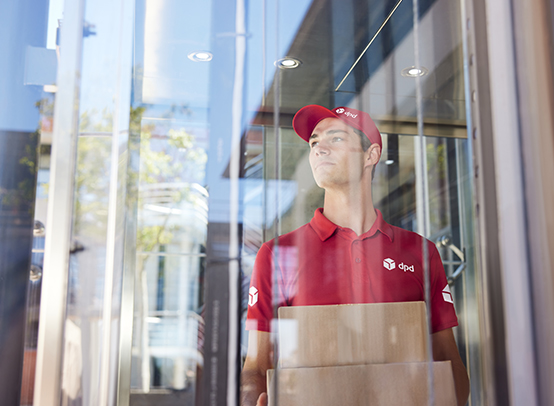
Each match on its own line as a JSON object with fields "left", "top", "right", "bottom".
{"left": 241, "top": 105, "right": 469, "bottom": 406}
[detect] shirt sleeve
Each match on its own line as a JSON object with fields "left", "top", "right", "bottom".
{"left": 429, "top": 243, "right": 459, "bottom": 333}
{"left": 245, "top": 243, "right": 275, "bottom": 332}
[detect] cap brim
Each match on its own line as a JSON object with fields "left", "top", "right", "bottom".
{"left": 292, "top": 105, "right": 339, "bottom": 142}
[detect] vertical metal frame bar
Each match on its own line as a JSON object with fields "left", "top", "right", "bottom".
{"left": 411, "top": 0, "right": 435, "bottom": 402}
{"left": 35, "top": 0, "right": 137, "bottom": 404}
{"left": 116, "top": 87, "right": 141, "bottom": 406}
{"left": 460, "top": 0, "right": 515, "bottom": 402}
{"left": 462, "top": 0, "right": 549, "bottom": 403}
{"left": 116, "top": 220, "right": 136, "bottom": 406}
{"left": 98, "top": 0, "right": 135, "bottom": 404}
{"left": 228, "top": 0, "right": 246, "bottom": 404}
{"left": 482, "top": 0, "right": 540, "bottom": 404}
{"left": 414, "top": 137, "right": 430, "bottom": 239}
{"left": 34, "top": 0, "right": 86, "bottom": 405}
{"left": 202, "top": 0, "right": 245, "bottom": 403}
{"left": 510, "top": 0, "right": 554, "bottom": 403}
{"left": 271, "top": 0, "right": 281, "bottom": 404}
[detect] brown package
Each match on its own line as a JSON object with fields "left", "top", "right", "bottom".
{"left": 278, "top": 302, "right": 429, "bottom": 368}
{"left": 267, "top": 362, "right": 456, "bottom": 406}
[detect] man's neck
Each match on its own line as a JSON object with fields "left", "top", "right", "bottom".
{"left": 322, "top": 187, "right": 377, "bottom": 236}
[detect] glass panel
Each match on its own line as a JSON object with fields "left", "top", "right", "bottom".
{"left": 412, "top": 0, "right": 480, "bottom": 404}
{"left": 10, "top": 0, "right": 553, "bottom": 402}
{"left": 25, "top": 0, "right": 482, "bottom": 405}
{"left": 241, "top": 0, "right": 477, "bottom": 406}
{"left": 67, "top": 0, "right": 480, "bottom": 405}
{"left": 0, "top": 0, "right": 58, "bottom": 404}
{"left": 128, "top": 1, "right": 212, "bottom": 404}
{"left": 55, "top": 0, "right": 134, "bottom": 404}
{"left": 131, "top": 117, "right": 208, "bottom": 396}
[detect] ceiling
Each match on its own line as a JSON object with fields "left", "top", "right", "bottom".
{"left": 258, "top": 0, "right": 467, "bottom": 138}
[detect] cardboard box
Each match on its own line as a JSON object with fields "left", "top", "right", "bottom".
{"left": 278, "top": 302, "right": 429, "bottom": 368}
{"left": 267, "top": 362, "right": 456, "bottom": 406}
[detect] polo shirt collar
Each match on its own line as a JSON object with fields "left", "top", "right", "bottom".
{"left": 310, "top": 208, "right": 394, "bottom": 242}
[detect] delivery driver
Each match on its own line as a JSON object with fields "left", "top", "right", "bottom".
{"left": 241, "top": 105, "right": 470, "bottom": 406}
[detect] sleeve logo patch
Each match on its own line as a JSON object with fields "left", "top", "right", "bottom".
{"left": 442, "top": 284, "right": 453, "bottom": 303}
{"left": 248, "top": 286, "right": 259, "bottom": 306}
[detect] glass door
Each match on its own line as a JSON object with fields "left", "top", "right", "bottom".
{"left": 31, "top": 0, "right": 484, "bottom": 405}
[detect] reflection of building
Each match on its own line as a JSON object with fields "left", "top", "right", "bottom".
{"left": 1, "top": 0, "right": 554, "bottom": 405}
{"left": 134, "top": 182, "right": 208, "bottom": 391}
{"left": 0, "top": 1, "right": 53, "bottom": 404}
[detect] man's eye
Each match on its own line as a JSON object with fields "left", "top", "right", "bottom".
{"left": 333, "top": 137, "right": 343, "bottom": 142}
{"left": 310, "top": 141, "right": 318, "bottom": 148}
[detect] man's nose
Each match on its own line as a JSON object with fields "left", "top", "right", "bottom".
{"left": 314, "top": 143, "right": 329, "bottom": 156}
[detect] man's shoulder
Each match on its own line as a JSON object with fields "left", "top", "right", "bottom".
{"left": 388, "top": 224, "right": 437, "bottom": 251}
{"left": 262, "top": 222, "right": 315, "bottom": 249}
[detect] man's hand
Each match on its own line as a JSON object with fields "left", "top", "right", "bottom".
{"left": 241, "top": 331, "right": 272, "bottom": 406}
{"left": 256, "top": 392, "right": 268, "bottom": 406}
{"left": 432, "top": 328, "right": 470, "bottom": 406}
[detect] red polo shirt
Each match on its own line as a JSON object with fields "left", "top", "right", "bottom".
{"left": 246, "top": 209, "right": 458, "bottom": 333}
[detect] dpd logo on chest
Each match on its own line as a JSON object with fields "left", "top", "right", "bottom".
{"left": 383, "top": 258, "right": 415, "bottom": 273}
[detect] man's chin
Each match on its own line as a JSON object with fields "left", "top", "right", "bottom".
{"left": 314, "top": 178, "right": 338, "bottom": 190}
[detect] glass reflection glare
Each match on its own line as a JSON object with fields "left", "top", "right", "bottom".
{"left": 187, "top": 51, "right": 213, "bottom": 62}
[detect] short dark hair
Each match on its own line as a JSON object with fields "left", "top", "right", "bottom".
{"left": 353, "top": 128, "right": 372, "bottom": 152}
{"left": 353, "top": 128, "right": 376, "bottom": 180}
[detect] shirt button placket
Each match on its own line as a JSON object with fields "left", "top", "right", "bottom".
{"left": 353, "top": 240, "right": 362, "bottom": 265}
{"left": 351, "top": 240, "right": 365, "bottom": 301}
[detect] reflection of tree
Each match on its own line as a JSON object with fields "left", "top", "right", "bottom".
{"left": 128, "top": 105, "right": 208, "bottom": 392}
{"left": 73, "top": 113, "right": 111, "bottom": 238}
{"left": 0, "top": 101, "right": 43, "bottom": 214}
{"left": 134, "top": 107, "right": 207, "bottom": 251}
{"left": 78, "top": 108, "right": 113, "bottom": 133}
{"left": 73, "top": 102, "right": 207, "bottom": 262}
{"left": 70, "top": 103, "right": 208, "bottom": 390}
{"left": 73, "top": 105, "right": 207, "bottom": 244}
{"left": 2, "top": 130, "right": 39, "bottom": 213}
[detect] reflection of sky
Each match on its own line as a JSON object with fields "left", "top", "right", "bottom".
{"left": 73, "top": 0, "right": 313, "bottom": 123}
{"left": 245, "top": 0, "right": 313, "bottom": 115}
{"left": 78, "top": 0, "right": 128, "bottom": 122}
{"left": 139, "top": 0, "right": 313, "bottom": 115}
{"left": 142, "top": 0, "right": 211, "bottom": 107}
{"left": 46, "top": 0, "right": 312, "bottom": 224}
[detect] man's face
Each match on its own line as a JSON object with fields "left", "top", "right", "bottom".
{"left": 308, "top": 118, "right": 367, "bottom": 189}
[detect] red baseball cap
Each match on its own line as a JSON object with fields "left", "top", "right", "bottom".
{"left": 292, "top": 105, "right": 382, "bottom": 152}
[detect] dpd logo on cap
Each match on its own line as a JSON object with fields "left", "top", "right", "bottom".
{"left": 336, "top": 107, "right": 358, "bottom": 118}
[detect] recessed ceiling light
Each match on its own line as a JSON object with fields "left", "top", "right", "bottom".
{"left": 385, "top": 159, "right": 395, "bottom": 165}
{"left": 401, "top": 66, "right": 428, "bottom": 77}
{"left": 188, "top": 51, "right": 213, "bottom": 62}
{"left": 275, "top": 57, "right": 302, "bottom": 69}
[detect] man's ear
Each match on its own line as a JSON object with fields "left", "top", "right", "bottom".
{"left": 364, "top": 144, "right": 381, "bottom": 168}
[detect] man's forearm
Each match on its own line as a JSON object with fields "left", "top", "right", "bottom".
{"left": 431, "top": 328, "right": 470, "bottom": 406}
{"left": 241, "top": 368, "right": 267, "bottom": 406}
{"left": 451, "top": 359, "right": 470, "bottom": 406}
